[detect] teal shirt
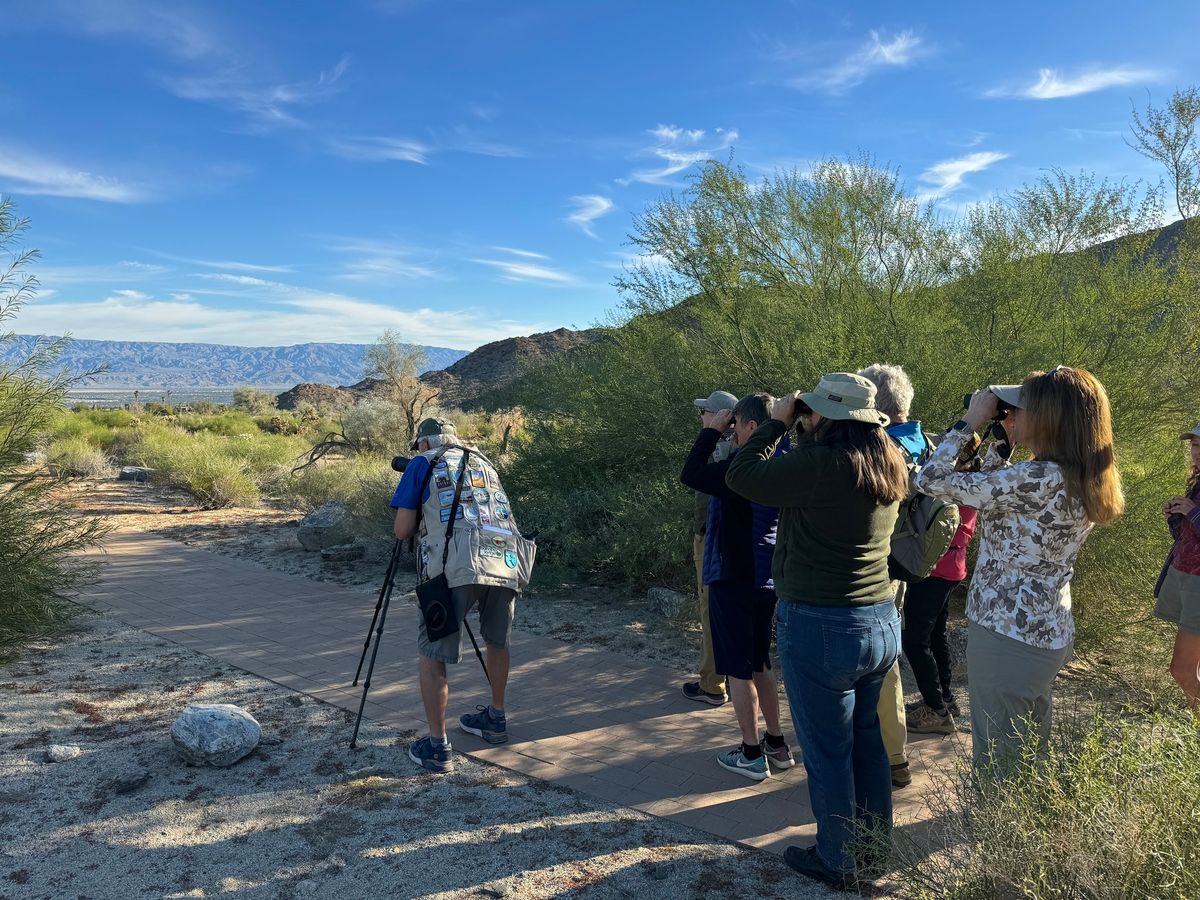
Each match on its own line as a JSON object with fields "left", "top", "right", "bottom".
{"left": 725, "top": 419, "right": 898, "bottom": 606}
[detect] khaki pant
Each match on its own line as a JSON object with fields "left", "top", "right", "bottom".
{"left": 878, "top": 581, "right": 907, "bottom": 766}
{"left": 967, "top": 620, "right": 1072, "bottom": 772}
{"left": 694, "top": 533, "right": 725, "bottom": 696}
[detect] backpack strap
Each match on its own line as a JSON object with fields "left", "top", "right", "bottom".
{"left": 439, "top": 448, "right": 472, "bottom": 571}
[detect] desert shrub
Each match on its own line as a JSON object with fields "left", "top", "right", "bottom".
{"left": 280, "top": 454, "right": 398, "bottom": 538}
{"left": 255, "top": 412, "right": 303, "bottom": 435}
{"left": 174, "top": 410, "right": 258, "bottom": 436}
{"left": 130, "top": 428, "right": 259, "bottom": 507}
{"left": 0, "top": 198, "right": 105, "bottom": 658}
{"left": 231, "top": 386, "right": 277, "bottom": 415}
{"left": 340, "top": 398, "right": 410, "bottom": 453}
{"left": 46, "top": 436, "right": 113, "bottom": 478}
{"left": 189, "top": 399, "right": 219, "bottom": 415}
{"left": 891, "top": 709, "right": 1200, "bottom": 899}
{"left": 143, "top": 401, "right": 175, "bottom": 416}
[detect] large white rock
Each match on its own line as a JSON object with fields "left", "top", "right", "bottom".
{"left": 297, "top": 501, "right": 352, "bottom": 551}
{"left": 171, "top": 704, "right": 262, "bottom": 767}
{"left": 646, "top": 587, "right": 688, "bottom": 619}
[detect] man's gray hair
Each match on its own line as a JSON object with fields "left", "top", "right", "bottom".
{"left": 857, "top": 363, "right": 914, "bottom": 419}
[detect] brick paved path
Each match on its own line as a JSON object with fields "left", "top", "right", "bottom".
{"left": 73, "top": 531, "right": 964, "bottom": 856}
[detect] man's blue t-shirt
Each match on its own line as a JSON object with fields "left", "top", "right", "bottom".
{"left": 390, "top": 455, "right": 432, "bottom": 510}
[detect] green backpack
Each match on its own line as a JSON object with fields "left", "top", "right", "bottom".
{"left": 887, "top": 434, "right": 960, "bottom": 583}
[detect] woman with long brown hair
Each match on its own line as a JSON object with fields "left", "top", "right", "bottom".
{"left": 916, "top": 365, "right": 1123, "bottom": 772}
{"left": 1155, "top": 424, "right": 1200, "bottom": 708}
{"left": 727, "top": 373, "right": 908, "bottom": 889}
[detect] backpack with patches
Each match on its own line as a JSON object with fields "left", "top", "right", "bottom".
{"left": 888, "top": 433, "right": 960, "bottom": 583}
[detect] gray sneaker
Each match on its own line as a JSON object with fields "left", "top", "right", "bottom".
{"left": 682, "top": 682, "right": 727, "bottom": 706}
{"left": 459, "top": 705, "right": 508, "bottom": 744}
{"left": 761, "top": 736, "right": 795, "bottom": 770}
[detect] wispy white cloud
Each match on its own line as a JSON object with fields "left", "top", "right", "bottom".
{"left": 326, "top": 135, "right": 430, "bottom": 164}
{"left": 194, "top": 272, "right": 290, "bottom": 288}
{"left": 793, "top": 30, "right": 927, "bottom": 94}
{"left": 158, "top": 254, "right": 293, "bottom": 273}
{"left": 619, "top": 125, "right": 739, "bottom": 186}
{"left": 491, "top": 247, "right": 548, "bottom": 260}
{"left": 165, "top": 57, "right": 350, "bottom": 128}
{"left": 470, "top": 248, "right": 577, "bottom": 285}
{"left": 329, "top": 238, "right": 439, "bottom": 281}
{"left": 0, "top": 145, "right": 150, "bottom": 202}
{"left": 917, "top": 151, "right": 1008, "bottom": 201}
{"left": 986, "top": 65, "right": 1159, "bottom": 100}
{"left": 19, "top": 0, "right": 224, "bottom": 62}
{"left": 37, "top": 261, "right": 170, "bottom": 285}
{"left": 18, "top": 287, "right": 543, "bottom": 349}
{"left": 565, "top": 195, "right": 615, "bottom": 238}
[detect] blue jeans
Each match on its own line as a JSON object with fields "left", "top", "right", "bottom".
{"left": 776, "top": 599, "right": 901, "bottom": 873}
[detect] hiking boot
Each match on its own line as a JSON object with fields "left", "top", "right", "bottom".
{"left": 459, "top": 706, "right": 508, "bottom": 744}
{"left": 891, "top": 761, "right": 912, "bottom": 788}
{"left": 716, "top": 745, "right": 769, "bottom": 781}
{"left": 908, "top": 702, "right": 956, "bottom": 735}
{"left": 783, "top": 845, "right": 857, "bottom": 892}
{"left": 761, "top": 735, "right": 796, "bottom": 770}
{"left": 682, "top": 682, "right": 727, "bottom": 706}
{"left": 408, "top": 735, "right": 453, "bottom": 773}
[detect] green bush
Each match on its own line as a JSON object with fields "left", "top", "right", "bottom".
{"left": 46, "top": 436, "right": 113, "bottom": 478}
{"left": 231, "top": 386, "right": 277, "bottom": 415}
{"left": 280, "top": 454, "right": 398, "bottom": 538}
{"left": 891, "top": 710, "right": 1200, "bottom": 899}
{"left": 340, "top": 398, "right": 410, "bottom": 453}
{"left": 0, "top": 198, "right": 105, "bottom": 658}
{"left": 255, "top": 412, "right": 303, "bottom": 435}
{"left": 174, "top": 410, "right": 258, "bottom": 436}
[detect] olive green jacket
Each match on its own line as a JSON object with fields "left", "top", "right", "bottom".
{"left": 725, "top": 420, "right": 898, "bottom": 605}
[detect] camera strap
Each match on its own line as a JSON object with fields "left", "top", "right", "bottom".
{"left": 440, "top": 448, "right": 471, "bottom": 571}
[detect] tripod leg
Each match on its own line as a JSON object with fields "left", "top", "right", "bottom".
{"left": 353, "top": 539, "right": 402, "bottom": 686}
{"left": 463, "top": 618, "right": 490, "bottom": 685}
{"left": 350, "top": 562, "right": 398, "bottom": 750}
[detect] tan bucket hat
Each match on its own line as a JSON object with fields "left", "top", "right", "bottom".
{"left": 798, "top": 373, "right": 889, "bottom": 426}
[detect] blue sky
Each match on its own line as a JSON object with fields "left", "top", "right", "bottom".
{"left": 4, "top": 1, "right": 1197, "bottom": 350}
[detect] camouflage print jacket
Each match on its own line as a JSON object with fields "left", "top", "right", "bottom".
{"left": 915, "top": 426, "right": 1093, "bottom": 650}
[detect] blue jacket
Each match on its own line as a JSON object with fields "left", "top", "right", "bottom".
{"left": 887, "top": 420, "right": 930, "bottom": 464}
{"left": 680, "top": 427, "right": 783, "bottom": 588}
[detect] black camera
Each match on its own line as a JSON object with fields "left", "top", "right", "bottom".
{"left": 391, "top": 456, "right": 411, "bottom": 473}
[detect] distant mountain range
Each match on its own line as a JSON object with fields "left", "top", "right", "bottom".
{"left": 4, "top": 336, "right": 468, "bottom": 388}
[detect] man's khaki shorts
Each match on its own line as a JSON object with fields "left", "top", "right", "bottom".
{"left": 418, "top": 584, "right": 516, "bottom": 663}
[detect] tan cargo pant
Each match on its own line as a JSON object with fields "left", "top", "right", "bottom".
{"left": 693, "top": 533, "right": 725, "bottom": 696}
{"left": 878, "top": 581, "right": 908, "bottom": 766}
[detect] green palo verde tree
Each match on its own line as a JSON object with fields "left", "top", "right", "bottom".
{"left": 508, "top": 137, "right": 1200, "bottom": 697}
{"left": 0, "top": 198, "right": 105, "bottom": 658}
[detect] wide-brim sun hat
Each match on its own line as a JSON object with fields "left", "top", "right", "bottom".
{"left": 798, "top": 373, "right": 889, "bottom": 426}
{"left": 1180, "top": 424, "right": 1200, "bottom": 441}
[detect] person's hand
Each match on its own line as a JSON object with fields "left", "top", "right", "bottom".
{"left": 1166, "top": 496, "right": 1197, "bottom": 516}
{"left": 770, "top": 392, "right": 799, "bottom": 424}
{"left": 709, "top": 409, "right": 734, "bottom": 432}
{"left": 963, "top": 389, "right": 999, "bottom": 432}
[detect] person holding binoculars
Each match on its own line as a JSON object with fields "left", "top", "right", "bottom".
{"left": 1155, "top": 423, "right": 1200, "bottom": 709}
{"left": 726, "top": 372, "right": 908, "bottom": 889}
{"left": 915, "top": 366, "right": 1124, "bottom": 773}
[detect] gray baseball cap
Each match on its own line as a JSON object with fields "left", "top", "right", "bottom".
{"left": 989, "top": 384, "right": 1025, "bottom": 408}
{"left": 1180, "top": 423, "right": 1200, "bottom": 440}
{"left": 693, "top": 390, "right": 738, "bottom": 412}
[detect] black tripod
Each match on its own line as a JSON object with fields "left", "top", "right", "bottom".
{"left": 349, "top": 538, "right": 490, "bottom": 749}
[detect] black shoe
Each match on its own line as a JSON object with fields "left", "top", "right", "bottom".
{"left": 682, "top": 682, "right": 727, "bottom": 706}
{"left": 891, "top": 761, "right": 912, "bottom": 788}
{"left": 783, "top": 845, "right": 857, "bottom": 891}
{"left": 945, "top": 697, "right": 962, "bottom": 717}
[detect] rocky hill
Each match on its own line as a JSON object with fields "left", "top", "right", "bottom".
{"left": 418, "top": 326, "right": 608, "bottom": 406}
{"left": 5, "top": 336, "right": 466, "bottom": 388}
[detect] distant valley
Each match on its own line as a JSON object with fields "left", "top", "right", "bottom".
{"left": 5, "top": 335, "right": 468, "bottom": 389}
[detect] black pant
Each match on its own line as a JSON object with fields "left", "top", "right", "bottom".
{"left": 901, "top": 575, "right": 959, "bottom": 710}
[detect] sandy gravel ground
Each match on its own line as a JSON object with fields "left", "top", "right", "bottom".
{"left": 0, "top": 615, "right": 825, "bottom": 900}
